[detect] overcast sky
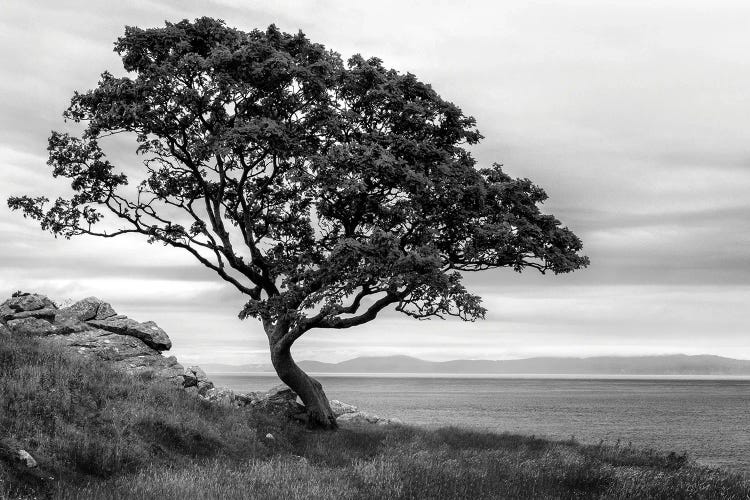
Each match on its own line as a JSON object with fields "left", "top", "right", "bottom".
{"left": 2, "top": 0, "right": 749, "bottom": 364}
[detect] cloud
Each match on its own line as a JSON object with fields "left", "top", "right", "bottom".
{"left": 2, "top": 0, "right": 749, "bottom": 363}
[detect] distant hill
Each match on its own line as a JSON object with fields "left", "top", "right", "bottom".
{"left": 203, "top": 354, "right": 750, "bottom": 376}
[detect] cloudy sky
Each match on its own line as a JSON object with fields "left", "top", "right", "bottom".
{"left": 2, "top": 0, "right": 749, "bottom": 365}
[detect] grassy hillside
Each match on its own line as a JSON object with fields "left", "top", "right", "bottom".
{"left": 1, "top": 334, "right": 749, "bottom": 499}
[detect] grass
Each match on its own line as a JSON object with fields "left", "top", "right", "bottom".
{"left": 1, "top": 334, "right": 749, "bottom": 499}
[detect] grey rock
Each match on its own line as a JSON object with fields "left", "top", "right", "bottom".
{"left": 95, "top": 302, "right": 117, "bottom": 320}
{"left": 3, "top": 307, "right": 57, "bottom": 321}
{"left": 53, "top": 316, "right": 94, "bottom": 333}
{"left": 266, "top": 383, "right": 297, "bottom": 403}
{"left": 184, "top": 365, "right": 208, "bottom": 383}
{"left": 234, "top": 391, "right": 264, "bottom": 406}
{"left": 250, "top": 384, "right": 306, "bottom": 415}
{"left": 197, "top": 380, "right": 214, "bottom": 395}
{"left": 7, "top": 317, "right": 60, "bottom": 336}
{"left": 201, "top": 387, "right": 237, "bottom": 406}
{"left": 1, "top": 294, "right": 56, "bottom": 314}
{"left": 336, "top": 411, "right": 372, "bottom": 424}
{"left": 16, "top": 449, "right": 37, "bottom": 468}
{"left": 329, "top": 399, "right": 358, "bottom": 417}
{"left": 57, "top": 297, "right": 117, "bottom": 322}
{"left": 88, "top": 318, "right": 171, "bottom": 351}
{"left": 182, "top": 366, "right": 214, "bottom": 394}
{"left": 265, "top": 433, "right": 275, "bottom": 440}
{"left": 336, "top": 411, "right": 402, "bottom": 426}
{"left": 49, "top": 329, "right": 160, "bottom": 361}
{"left": 114, "top": 354, "right": 184, "bottom": 381}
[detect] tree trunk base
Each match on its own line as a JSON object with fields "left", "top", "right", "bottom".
{"left": 271, "top": 345, "right": 338, "bottom": 430}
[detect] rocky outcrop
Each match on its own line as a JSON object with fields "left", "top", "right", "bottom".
{"left": 1, "top": 291, "right": 402, "bottom": 427}
{"left": 87, "top": 317, "right": 172, "bottom": 350}
{"left": 0, "top": 294, "right": 56, "bottom": 318}
{"left": 0, "top": 292, "right": 184, "bottom": 384}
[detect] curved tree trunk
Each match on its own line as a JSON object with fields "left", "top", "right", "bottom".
{"left": 270, "top": 343, "right": 338, "bottom": 430}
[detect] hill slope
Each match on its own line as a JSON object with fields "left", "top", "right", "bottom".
{"left": 2, "top": 334, "right": 750, "bottom": 499}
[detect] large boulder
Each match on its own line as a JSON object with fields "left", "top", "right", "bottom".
{"left": 0, "top": 293, "right": 56, "bottom": 314}
{"left": 48, "top": 329, "right": 160, "bottom": 361}
{"left": 87, "top": 318, "right": 171, "bottom": 351}
{"left": 56, "top": 297, "right": 117, "bottom": 322}
{"left": 6, "top": 317, "right": 61, "bottom": 336}
{"left": 2, "top": 308, "right": 57, "bottom": 322}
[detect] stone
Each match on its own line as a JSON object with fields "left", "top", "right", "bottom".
{"left": 329, "top": 399, "right": 358, "bottom": 417}
{"left": 95, "top": 302, "right": 118, "bottom": 320}
{"left": 197, "top": 380, "right": 214, "bottom": 394}
{"left": 265, "top": 433, "right": 275, "bottom": 440}
{"left": 53, "top": 316, "right": 94, "bottom": 334}
{"left": 2, "top": 307, "right": 57, "bottom": 321}
{"left": 57, "top": 297, "right": 117, "bottom": 322}
{"left": 114, "top": 354, "right": 184, "bottom": 381}
{"left": 253, "top": 384, "right": 305, "bottom": 416}
{"left": 266, "top": 384, "right": 297, "bottom": 403}
{"left": 183, "top": 365, "right": 208, "bottom": 384}
{"left": 336, "top": 410, "right": 401, "bottom": 425}
{"left": 336, "top": 411, "right": 373, "bottom": 425}
{"left": 201, "top": 387, "right": 237, "bottom": 406}
{"left": 17, "top": 449, "right": 37, "bottom": 468}
{"left": 88, "top": 318, "right": 171, "bottom": 351}
{"left": 6, "top": 317, "right": 60, "bottom": 336}
{"left": 235, "top": 391, "right": 264, "bottom": 407}
{"left": 182, "top": 366, "right": 214, "bottom": 394}
{"left": 1, "top": 294, "right": 56, "bottom": 314}
{"left": 48, "top": 329, "right": 160, "bottom": 361}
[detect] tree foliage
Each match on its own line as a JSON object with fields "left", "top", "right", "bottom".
{"left": 9, "top": 18, "right": 588, "bottom": 351}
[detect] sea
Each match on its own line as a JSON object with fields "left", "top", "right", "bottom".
{"left": 210, "top": 373, "right": 750, "bottom": 475}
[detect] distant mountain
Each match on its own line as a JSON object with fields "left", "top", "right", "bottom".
{"left": 203, "top": 362, "right": 272, "bottom": 373}
{"left": 203, "top": 354, "right": 750, "bottom": 376}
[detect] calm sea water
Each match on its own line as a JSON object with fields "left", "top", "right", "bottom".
{"left": 210, "top": 373, "right": 750, "bottom": 475}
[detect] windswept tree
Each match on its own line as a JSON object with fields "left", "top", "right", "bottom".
{"left": 9, "top": 18, "right": 588, "bottom": 429}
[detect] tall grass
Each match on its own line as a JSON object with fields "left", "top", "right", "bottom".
{"left": 2, "top": 335, "right": 749, "bottom": 499}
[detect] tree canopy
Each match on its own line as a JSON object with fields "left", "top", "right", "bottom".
{"left": 9, "top": 18, "right": 588, "bottom": 426}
